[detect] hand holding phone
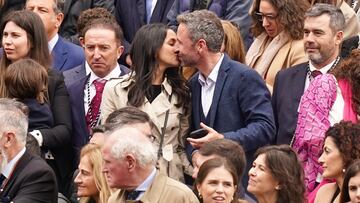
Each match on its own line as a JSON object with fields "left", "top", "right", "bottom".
{"left": 188, "top": 128, "right": 208, "bottom": 139}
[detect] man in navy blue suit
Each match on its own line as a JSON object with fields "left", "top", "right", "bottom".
{"left": 176, "top": 10, "right": 275, "bottom": 190}
{"left": 63, "top": 19, "right": 130, "bottom": 165}
{"left": 25, "top": 0, "right": 85, "bottom": 71}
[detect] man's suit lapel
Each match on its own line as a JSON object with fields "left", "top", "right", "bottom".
{"left": 52, "top": 37, "right": 68, "bottom": 71}
{"left": 208, "top": 55, "right": 229, "bottom": 127}
{"left": 1, "top": 151, "right": 31, "bottom": 197}
{"left": 136, "top": 0, "right": 146, "bottom": 23}
{"left": 290, "top": 63, "right": 308, "bottom": 110}
{"left": 191, "top": 73, "right": 202, "bottom": 130}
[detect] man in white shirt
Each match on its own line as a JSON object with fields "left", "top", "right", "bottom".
{"left": 25, "top": 0, "right": 85, "bottom": 71}
{"left": 272, "top": 3, "right": 346, "bottom": 145}
{"left": 0, "top": 99, "right": 57, "bottom": 203}
{"left": 63, "top": 19, "right": 130, "bottom": 165}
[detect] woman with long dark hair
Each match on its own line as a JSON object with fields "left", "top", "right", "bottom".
{"left": 101, "top": 23, "right": 192, "bottom": 182}
{"left": 0, "top": 10, "right": 72, "bottom": 194}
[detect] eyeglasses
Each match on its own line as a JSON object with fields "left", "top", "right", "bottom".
{"left": 255, "top": 12, "right": 278, "bottom": 22}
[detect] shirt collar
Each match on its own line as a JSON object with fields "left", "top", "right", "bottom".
{"left": 309, "top": 57, "right": 338, "bottom": 74}
{"left": 198, "top": 54, "right": 224, "bottom": 86}
{"left": 88, "top": 63, "right": 121, "bottom": 84}
{"left": 2, "top": 147, "right": 26, "bottom": 178}
{"left": 48, "top": 34, "right": 59, "bottom": 53}
{"left": 135, "top": 167, "right": 156, "bottom": 192}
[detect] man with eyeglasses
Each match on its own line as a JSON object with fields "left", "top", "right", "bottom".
{"left": 272, "top": 3, "right": 345, "bottom": 147}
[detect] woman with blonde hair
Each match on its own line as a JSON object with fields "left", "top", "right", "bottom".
{"left": 221, "top": 20, "right": 246, "bottom": 63}
{"left": 75, "top": 144, "right": 111, "bottom": 203}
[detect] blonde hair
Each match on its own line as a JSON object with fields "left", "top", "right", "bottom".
{"left": 221, "top": 20, "right": 246, "bottom": 63}
{"left": 79, "top": 144, "right": 111, "bottom": 203}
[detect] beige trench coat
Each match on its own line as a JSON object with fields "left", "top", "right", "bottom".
{"left": 107, "top": 171, "right": 199, "bottom": 203}
{"left": 100, "top": 75, "right": 193, "bottom": 182}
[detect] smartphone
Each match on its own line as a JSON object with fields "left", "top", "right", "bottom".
{"left": 188, "top": 128, "right": 208, "bottom": 139}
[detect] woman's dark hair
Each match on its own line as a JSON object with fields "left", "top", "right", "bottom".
{"left": 5, "top": 58, "right": 48, "bottom": 103}
{"left": 254, "top": 145, "right": 306, "bottom": 203}
{"left": 340, "top": 160, "right": 360, "bottom": 203}
{"left": 324, "top": 121, "right": 360, "bottom": 170}
{"left": 0, "top": 10, "right": 51, "bottom": 97}
{"left": 332, "top": 49, "right": 360, "bottom": 116}
{"left": 250, "top": 0, "right": 310, "bottom": 39}
{"left": 126, "top": 23, "right": 190, "bottom": 113}
{"left": 195, "top": 158, "right": 239, "bottom": 203}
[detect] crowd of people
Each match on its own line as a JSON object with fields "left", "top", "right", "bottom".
{"left": 0, "top": 0, "right": 359, "bottom": 202}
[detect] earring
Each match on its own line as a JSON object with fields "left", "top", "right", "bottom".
{"left": 198, "top": 192, "right": 202, "bottom": 199}
{"left": 275, "top": 185, "right": 280, "bottom": 190}
{"left": 343, "top": 168, "right": 346, "bottom": 173}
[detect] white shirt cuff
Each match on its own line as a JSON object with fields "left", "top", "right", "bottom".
{"left": 29, "top": 130, "right": 43, "bottom": 147}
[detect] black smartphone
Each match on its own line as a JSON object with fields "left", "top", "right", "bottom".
{"left": 188, "top": 128, "right": 208, "bottom": 139}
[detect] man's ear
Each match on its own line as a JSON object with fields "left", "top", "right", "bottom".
{"left": 125, "top": 154, "right": 136, "bottom": 172}
{"left": 3, "top": 132, "right": 16, "bottom": 148}
{"left": 335, "top": 31, "right": 344, "bottom": 46}
{"left": 55, "top": 13, "right": 64, "bottom": 28}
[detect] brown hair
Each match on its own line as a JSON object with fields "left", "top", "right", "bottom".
{"left": 250, "top": 0, "right": 310, "bottom": 39}
{"left": 221, "top": 20, "right": 246, "bottom": 63}
{"left": 196, "top": 158, "right": 239, "bottom": 203}
{"left": 77, "top": 7, "right": 116, "bottom": 38}
{"left": 254, "top": 145, "right": 306, "bottom": 203}
{"left": 199, "top": 139, "right": 246, "bottom": 178}
{"left": 331, "top": 49, "right": 360, "bottom": 116}
{"left": 0, "top": 10, "right": 51, "bottom": 97}
{"left": 324, "top": 121, "right": 360, "bottom": 170}
{"left": 4, "top": 58, "right": 48, "bottom": 103}
{"left": 340, "top": 160, "right": 360, "bottom": 203}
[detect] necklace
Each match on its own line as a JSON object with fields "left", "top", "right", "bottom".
{"left": 86, "top": 78, "right": 101, "bottom": 128}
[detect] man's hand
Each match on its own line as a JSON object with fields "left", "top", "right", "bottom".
{"left": 187, "top": 122, "right": 224, "bottom": 149}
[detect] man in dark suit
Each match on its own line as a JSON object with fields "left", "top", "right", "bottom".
{"left": 25, "top": 0, "right": 85, "bottom": 71}
{"left": 0, "top": 99, "right": 57, "bottom": 203}
{"left": 63, "top": 19, "right": 129, "bottom": 164}
{"left": 176, "top": 10, "right": 275, "bottom": 189}
{"left": 272, "top": 4, "right": 345, "bottom": 145}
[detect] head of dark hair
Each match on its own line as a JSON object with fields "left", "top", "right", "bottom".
{"left": 254, "top": 145, "right": 306, "bottom": 203}
{"left": 126, "top": 23, "right": 190, "bottom": 113}
{"left": 340, "top": 160, "right": 360, "bottom": 203}
{"left": 199, "top": 139, "right": 246, "bottom": 178}
{"left": 82, "top": 18, "right": 124, "bottom": 45}
{"left": 195, "top": 158, "right": 239, "bottom": 203}
{"left": 104, "top": 107, "right": 152, "bottom": 131}
{"left": 77, "top": 7, "right": 116, "bottom": 38}
{"left": 0, "top": 10, "right": 51, "bottom": 69}
{"left": 331, "top": 49, "right": 360, "bottom": 116}
{"left": 325, "top": 121, "right": 360, "bottom": 169}
{"left": 250, "top": 0, "right": 310, "bottom": 39}
{"left": 305, "top": 3, "right": 345, "bottom": 33}
{"left": 5, "top": 58, "right": 48, "bottom": 103}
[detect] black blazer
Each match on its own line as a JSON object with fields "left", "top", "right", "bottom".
{"left": 272, "top": 62, "right": 308, "bottom": 145}
{"left": 40, "top": 69, "right": 73, "bottom": 180}
{"left": 0, "top": 150, "right": 58, "bottom": 203}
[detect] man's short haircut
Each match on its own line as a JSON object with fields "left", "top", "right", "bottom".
{"left": 104, "top": 107, "right": 153, "bottom": 131}
{"left": 177, "top": 10, "right": 224, "bottom": 52}
{"left": 26, "top": 0, "right": 65, "bottom": 14}
{"left": 82, "top": 18, "right": 124, "bottom": 45}
{"left": 77, "top": 7, "right": 116, "bottom": 38}
{"left": 199, "top": 139, "right": 246, "bottom": 178}
{"left": 0, "top": 98, "right": 28, "bottom": 144}
{"left": 109, "top": 127, "right": 157, "bottom": 168}
{"left": 305, "top": 3, "right": 345, "bottom": 33}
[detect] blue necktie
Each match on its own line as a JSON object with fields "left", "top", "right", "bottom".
{"left": 146, "top": 0, "right": 153, "bottom": 23}
{"left": 126, "top": 190, "right": 142, "bottom": 200}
